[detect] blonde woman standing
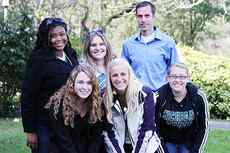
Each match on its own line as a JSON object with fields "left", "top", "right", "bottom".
{"left": 82, "top": 29, "right": 113, "bottom": 95}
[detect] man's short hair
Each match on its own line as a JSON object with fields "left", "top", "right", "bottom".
{"left": 135, "top": 1, "right": 156, "bottom": 15}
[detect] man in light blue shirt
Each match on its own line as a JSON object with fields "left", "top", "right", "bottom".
{"left": 121, "top": 1, "right": 179, "bottom": 91}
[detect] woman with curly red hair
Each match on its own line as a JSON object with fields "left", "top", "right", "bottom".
{"left": 45, "top": 62, "right": 116, "bottom": 153}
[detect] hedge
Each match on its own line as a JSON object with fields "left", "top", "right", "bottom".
{"left": 178, "top": 45, "right": 230, "bottom": 119}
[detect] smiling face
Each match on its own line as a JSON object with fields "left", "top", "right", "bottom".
{"left": 136, "top": 5, "right": 155, "bottom": 36}
{"left": 49, "top": 26, "right": 67, "bottom": 52}
{"left": 110, "top": 65, "right": 129, "bottom": 94}
{"left": 74, "top": 71, "right": 93, "bottom": 100}
{"left": 89, "top": 35, "right": 107, "bottom": 62}
{"left": 167, "top": 66, "right": 189, "bottom": 93}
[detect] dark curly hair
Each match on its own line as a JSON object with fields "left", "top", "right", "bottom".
{"left": 35, "top": 17, "right": 71, "bottom": 50}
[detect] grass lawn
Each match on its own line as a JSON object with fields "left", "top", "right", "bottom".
{"left": 0, "top": 118, "right": 30, "bottom": 153}
{"left": 205, "top": 128, "right": 230, "bottom": 153}
{"left": 0, "top": 118, "right": 230, "bottom": 153}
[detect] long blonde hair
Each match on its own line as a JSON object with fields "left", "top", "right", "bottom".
{"left": 46, "top": 63, "right": 104, "bottom": 127}
{"left": 104, "top": 58, "right": 143, "bottom": 120}
{"left": 83, "top": 30, "right": 113, "bottom": 68}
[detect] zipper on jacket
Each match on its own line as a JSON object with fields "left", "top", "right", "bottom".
{"left": 122, "top": 110, "right": 135, "bottom": 146}
{"left": 114, "top": 100, "right": 135, "bottom": 146}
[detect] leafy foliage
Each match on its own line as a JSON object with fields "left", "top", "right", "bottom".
{"left": 179, "top": 45, "right": 230, "bottom": 119}
{"left": 0, "top": 1, "right": 36, "bottom": 116}
{"left": 69, "top": 33, "right": 83, "bottom": 56}
{"left": 0, "top": 0, "right": 229, "bottom": 119}
{"left": 158, "top": 0, "right": 224, "bottom": 46}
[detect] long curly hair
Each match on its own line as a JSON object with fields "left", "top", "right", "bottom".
{"left": 46, "top": 62, "right": 103, "bottom": 127}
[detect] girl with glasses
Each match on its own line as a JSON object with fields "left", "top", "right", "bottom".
{"left": 155, "top": 63, "right": 209, "bottom": 153}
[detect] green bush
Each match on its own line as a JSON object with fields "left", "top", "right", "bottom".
{"left": 0, "top": 1, "right": 36, "bottom": 116}
{"left": 179, "top": 45, "right": 230, "bottom": 119}
{"left": 0, "top": 1, "right": 83, "bottom": 117}
{"left": 69, "top": 33, "right": 83, "bottom": 56}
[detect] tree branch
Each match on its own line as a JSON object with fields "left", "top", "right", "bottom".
{"left": 179, "top": 0, "right": 205, "bottom": 9}
{"left": 103, "top": 2, "right": 137, "bottom": 28}
{"left": 80, "top": 4, "right": 90, "bottom": 33}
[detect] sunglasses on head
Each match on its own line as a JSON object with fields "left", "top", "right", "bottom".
{"left": 87, "top": 28, "right": 105, "bottom": 36}
{"left": 45, "top": 18, "right": 65, "bottom": 27}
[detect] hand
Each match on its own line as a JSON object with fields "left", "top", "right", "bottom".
{"left": 26, "top": 133, "right": 38, "bottom": 150}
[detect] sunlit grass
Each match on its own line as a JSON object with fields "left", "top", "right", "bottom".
{"left": 0, "top": 118, "right": 229, "bottom": 153}
{"left": 0, "top": 118, "right": 29, "bottom": 153}
{"left": 205, "top": 129, "right": 230, "bottom": 153}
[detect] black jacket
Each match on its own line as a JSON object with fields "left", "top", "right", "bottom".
{"left": 21, "top": 47, "right": 78, "bottom": 133}
{"left": 49, "top": 101, "right": 113, "bottom": 153}
{"left": 155, "top": 83, "right": 209, "bottom": 153}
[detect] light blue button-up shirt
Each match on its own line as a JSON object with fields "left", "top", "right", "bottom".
{"left": 121, "top": 28, "right": 179, "bottom": 91}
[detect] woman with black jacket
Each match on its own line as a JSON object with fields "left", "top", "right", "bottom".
{"left": 45, "top": 63, "right": 116, "bottom": 153}
{"left": 155, "top": 63, "right": 209, "bottom": 153}
{"left": 20, "top": 18, "right": 78, "bottom": 153}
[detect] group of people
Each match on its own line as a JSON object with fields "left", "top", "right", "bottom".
{"left": 21, "top": 1, "right": 209, "bottom": 153}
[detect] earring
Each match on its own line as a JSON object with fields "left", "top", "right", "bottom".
{"left": 112, "top": 90, "right": 117, "bottom": 96}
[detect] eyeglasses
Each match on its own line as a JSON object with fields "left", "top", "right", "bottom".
{"left": 45, "top": 18, "right": 65, "bottom": 27}
{"left": 168, "top": 75, "right": 188, "bottom": 80}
